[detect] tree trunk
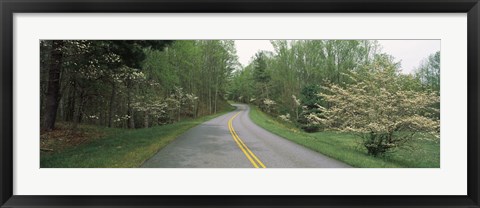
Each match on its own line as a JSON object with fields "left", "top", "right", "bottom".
{"left": 177, "top": 107, "right": 181, "bottom": 122}
{"left": 195, "top": 101, "right": 199, "bottom": 118}
{"left": 58, "top": 97, "right": 64, "bottom": 122}
{"left": 64, "top": 79, "right": 76, "bottom": 122}
{"left": 144, "top": 110, "right": 149, "bottom": 128}
{"left": 193, "top": 102, "right": 197, "bottom": 118}
{"left": 214, "top": 67, "right": 219, "bottom": 114}
{"left": 127, "top": 80, "right": 135, "bottom": 129}
{"left": 214, "top": 87, "right": 218, "bottom": 114}
{"left": 43, "top": 40, "right": 64, "bottom": 131}
{"left": 265, "top": 83, "right": 269, "bottom": 99}
{"left": 208, "top": 87, "right": 212, "bottom": 114}
{"left": 108, "top": 82, "right": 116, "bottom": 127}
{"left": 77, "top": 91, "right": 85, "bottom": 124}
{"left": 128, "top": 108, "right": 135, "bottom": 129}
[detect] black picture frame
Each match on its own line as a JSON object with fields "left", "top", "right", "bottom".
{"left": 1, "top": 0, "right": 479, "bottom": 207}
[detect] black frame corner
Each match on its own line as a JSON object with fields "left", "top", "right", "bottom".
{"left": 1, "top": 0, "right": 479, "bottom": 207}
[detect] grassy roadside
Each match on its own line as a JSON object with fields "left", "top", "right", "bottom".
{"left": 248, "top": 106, "right": 440, "bottom": 168}
{"left": 41, "top": 106, "right": 235, "bottom": 168}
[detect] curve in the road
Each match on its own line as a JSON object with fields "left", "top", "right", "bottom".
{"left": 141, "top": 104, "right": 351, "bottom": 168}
{"left": 228, "top": 112, "right": 266, "bottom": 168}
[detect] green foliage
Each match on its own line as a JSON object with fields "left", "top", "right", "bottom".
{"left": 415, "top": 51, "right": 440, "bottom": 92}
{"left": 252, "top": 51, "right": 272, "bottom": 106}
{"left": 228, "top": 64, "right": 257, "bottom": 103}
{"left": 253, "top": 51, "right": 270, "bottom": 83}
{"left": 249, "top": 105, "right": 439, "bottom": 168}
{"left": 40, "top": 40, "right": 238, "bottom": 130}
{"left": 41, "top": 39, "right": 442, "bottom": 165}
{"left": 230, "top": 40, "right": 382, "bottom": 130}
{"left": 297, "top": 84, "right": 323, "bottom": 132}
{"left": 314, "top": 66, "right": 440, "bottom": 156}
{"left": 229, "top": 40, "right": 440, "bottom": 159}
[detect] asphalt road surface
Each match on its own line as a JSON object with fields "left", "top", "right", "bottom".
{"left": 141, "top": 104, "right": 351, "bottom": 168}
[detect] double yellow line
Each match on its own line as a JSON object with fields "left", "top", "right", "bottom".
{"left": 228, "top": 112, "right": 266, "bottom": 168}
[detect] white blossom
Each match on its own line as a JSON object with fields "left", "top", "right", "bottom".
{"left": 279, "top": 113, "right": 291, "bottom": 122}
{"left": 292, "top": 95, "right": 301, "bottom": 106}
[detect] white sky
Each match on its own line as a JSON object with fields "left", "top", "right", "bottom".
{"left": 235, "top": 40, "right": 275, "bottom": 67}
{"left": 234, "top": 40, "right": 440, "bottom": 74}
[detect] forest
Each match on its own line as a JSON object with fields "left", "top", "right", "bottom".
{"left": 228, "top": 40, "right": 440, "bottom": 156}
{"left": 40, "top": 40, "right": 440, "bottom": 167}
{"left": 41, "top": 40, "right": 238, "bottom": 131}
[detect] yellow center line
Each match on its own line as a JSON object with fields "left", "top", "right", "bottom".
{"left": 228, "top": 112, "right": 266, "bottom": 168}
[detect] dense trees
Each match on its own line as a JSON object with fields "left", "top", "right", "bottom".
{"left": 229, "top": 40, "right": 380, "bottom": 119}
{"left": 43, "top": 40, "right": 64, "bottom": 130}
{"left": 40, "top": 40, "right": 238, "bottom": 131}
{"left": 228, "top": 40, "right": 440, "bottom": 156}
{"left": 41, "top": 40, "right": 172, "bottom": 130}
{"left": 309, "top": 68, "right": 439, "bottom": 156}
{"left": 41, "top": 39, "right": 440, "bottom": 157}
{"left": 415, "top": 51, "right": 440, "bottom": 92}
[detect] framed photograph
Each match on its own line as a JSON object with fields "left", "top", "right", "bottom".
{"left": 1, "top": 0, "right": 479, "bottom": 207}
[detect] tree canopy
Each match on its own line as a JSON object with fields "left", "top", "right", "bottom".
{"left": 228, "top": 40, "right": 440, "bottom": 156}
{"left": 41, "top": 39, "right": 440, "bottom": 157}
{"left": 41, "top": 40, "right": 238, "bottom": 130}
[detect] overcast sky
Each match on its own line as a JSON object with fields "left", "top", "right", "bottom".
{"left": 234, "top": 40, "right": 440, "bottom": 74}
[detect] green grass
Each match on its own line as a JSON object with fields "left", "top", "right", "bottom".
{"left": 41, "top": 107, "right": 235, "bottom": 168}
{"left": 248, "top": 106, "right": 440, "bottom": 168}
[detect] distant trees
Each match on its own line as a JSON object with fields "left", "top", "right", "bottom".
{"left": 229, "top": 40, "right": 380, "bottom": 120}
{"left": 297, "top": 84, "right": 323, "bottom": 132}
{"left": 415, "top": 51, "right": 440, "bottom": 92}
{"left": 253, "top": 51, "right": 271, "bottom": 99}
{"left": 40, "top": 40, "right": 238, "bottom": 131}
{"left": 228, "top": 40, "right": 440, "bottom": 157}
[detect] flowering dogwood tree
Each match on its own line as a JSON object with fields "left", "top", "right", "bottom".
{"left": 262, "top": 98, "right": 276, "bottom": 113}
{"left": 308, "top": 68, "right": 440, "bottom": 156}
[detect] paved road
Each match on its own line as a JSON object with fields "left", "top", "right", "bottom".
{"left": 141, "top": 104, "right": 351, "bottom": 168}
